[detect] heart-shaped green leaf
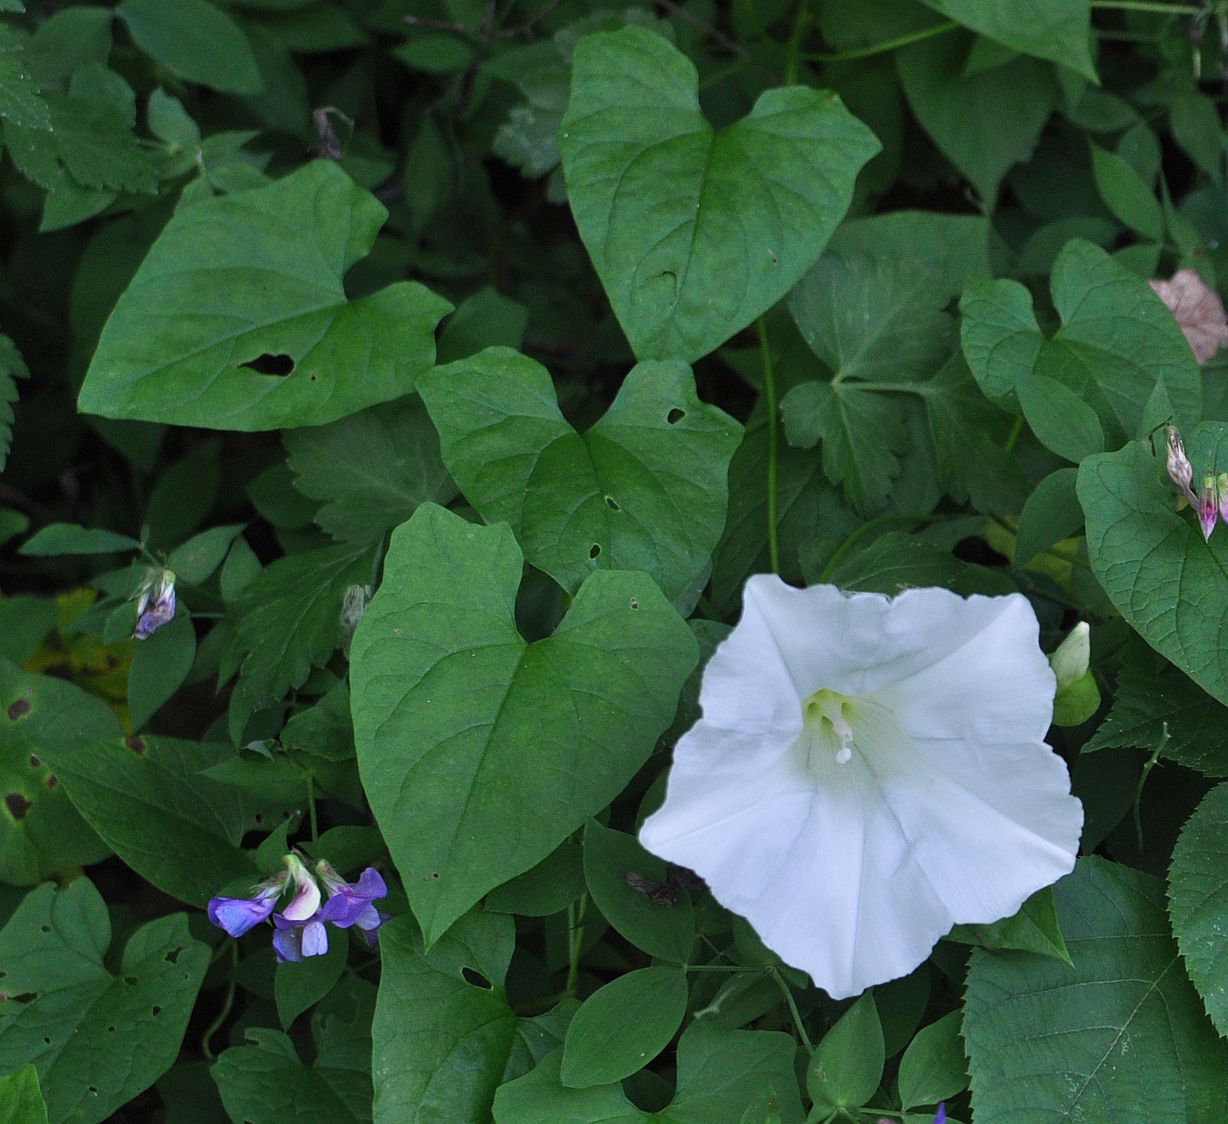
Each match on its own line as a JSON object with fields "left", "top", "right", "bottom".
{"left": 1078, "top": 427, "right": 1228, "bottom": 705}
{"left": 418, "top": 347, "right": 742, "bottom": 601}
{"left": 0, "top": 879, "right": 210, "bottom": 1124}
{"left": 918, "top": 0, "right": 1096, "bottom": 80}
{"left": 372, "top": 911, "right": 518, "bottom": 1120}
{"left": 349, "top": 504, "right": 697, "bottom": 945}
{"left": 559, "top": 26, "right": 879, "bottom": 362}
{"left": 897, "top": 30, "right": 1055, "bottom": 205}
{"left": 78, "top": 160, "right": 452, "bottom": 431}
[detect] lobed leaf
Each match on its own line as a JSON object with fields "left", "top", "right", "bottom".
{"left": 285, "top": 397, "right": 457, "bottom": 545}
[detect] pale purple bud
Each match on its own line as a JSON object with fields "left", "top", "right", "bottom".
{"left": 1165, "top": 427, "right": 1197, "bottom": 506}
{"left": 339, "top": 583, "right": 371, "bottom": 658}
{"left": 133, "top": 569, "right": 176, "bottom": 640}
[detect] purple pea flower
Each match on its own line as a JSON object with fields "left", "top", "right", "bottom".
{"left": 317, "top": 862, "right": 388, "bottom": 943}
{"left": 133, "top": 569, "right": 177, "bottom": 640}
{"left": 271, "top": 911, "right": 329, "bottom": 963}
{"left": 206, "top": 853, "right": 391, "bottom": 961}
{"left": 933, "top": 1104, "right": 946, "bottom": 1124}
{"left": 207, "top": 878, "right": 286, "bottom": 938}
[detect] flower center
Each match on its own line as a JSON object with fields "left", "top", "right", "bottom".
{"left": 802, "top": 688, "right": 858, "bottom": 765}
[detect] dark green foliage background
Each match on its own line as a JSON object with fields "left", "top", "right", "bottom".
{"left": 3, "top": 1, "right": 1228, "bottom": 1121}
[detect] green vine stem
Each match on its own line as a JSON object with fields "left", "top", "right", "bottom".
{"left": 757, "top": 317, "right": 782, "bottom": 576}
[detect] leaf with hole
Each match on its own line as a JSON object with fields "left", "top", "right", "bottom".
{"left": 0, "top": 660, "right": 120, "bottom": 886}
{"left": 418, "top": 347, "right": 741, "bottom": 600}
{"left": 78, "top": 161, "right": 452, "bottom": 431}
{"left": 371, "top": 911, "right": 518, "bottom": 1121}
{"left": 0, "top": 879, "right": 209, "bottom": 1124}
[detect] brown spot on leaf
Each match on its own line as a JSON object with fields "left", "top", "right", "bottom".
{"left": 8, "top": 695, "right": 30, "bottom": 720}
{"left": 625, "top": 869, "right": 679, "bottom": 907}
{"left": 125, "top": 735, "right": 147, "bottom": 755}
{"left": 1149, "top": 268, "right": 1228, "bottom": 364}
{"left": 44, "top": 774, "right": 57, "bottom": 790}
{"left": 5, "top": 793, "right": 32, "bottom": 820}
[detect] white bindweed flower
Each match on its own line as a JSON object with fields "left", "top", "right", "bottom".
{"left": 640, "top": 577, "right": 1083, "bottom": 1000}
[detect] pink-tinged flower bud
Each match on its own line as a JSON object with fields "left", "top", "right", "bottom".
{"left": 1198, "top": 473, "right": 1221, "bottom": 541}
{"left": 281, "top": 852, "right": 321, "bottom": 921}
{"left": 133, "top": 568, "right": 176, "bottom": 640}
{"left": 1165, "top": 426, "right": 1197, "bottom": 506}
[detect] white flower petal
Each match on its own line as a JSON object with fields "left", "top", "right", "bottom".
{"left": 640, "top": 578, "right": 1083, "bottom": 999}
{"left": 875, "top": 589, "right": 1056, "bottom": 743}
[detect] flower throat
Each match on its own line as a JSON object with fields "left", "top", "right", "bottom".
{"left": 802, "top": 688, "right": 858, "bottom": 766}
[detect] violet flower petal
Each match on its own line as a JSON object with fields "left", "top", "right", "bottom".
{"left": 207, "top": 893, "right": 276, "bottom": 938}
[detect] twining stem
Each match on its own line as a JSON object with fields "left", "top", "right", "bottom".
{"left": 201, "top": 942, "right": 239, "bottom": 1060}
{"left": 1133, "top": 725, "right": 1169, "bottom": 850}
{"left": 1092, "top": 0, "right": 1202, "bottom": 13}
{"left": 306, "top": 774, "right": 319, "bottom": 843}
{"left": 757, "top": 318, "right": 782, "bottom": 576}
{"left": 783, "top": 0, "right": 810, "bottom": 83}
{"left": 768, "top": 966, "right": 814, "bottom": 1053}
{"left": 565, "top": 893, "right": 588, "bottom": 996}
{"left": 803, "top": 20, "right": 958, "bottom": 63}
{"left": 801, "top": 3, "right": 1203, "bottom": 70}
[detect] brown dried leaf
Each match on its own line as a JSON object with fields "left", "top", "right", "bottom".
{"left": 1149, "top": 268, "right": 1228, "bottom": 364}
